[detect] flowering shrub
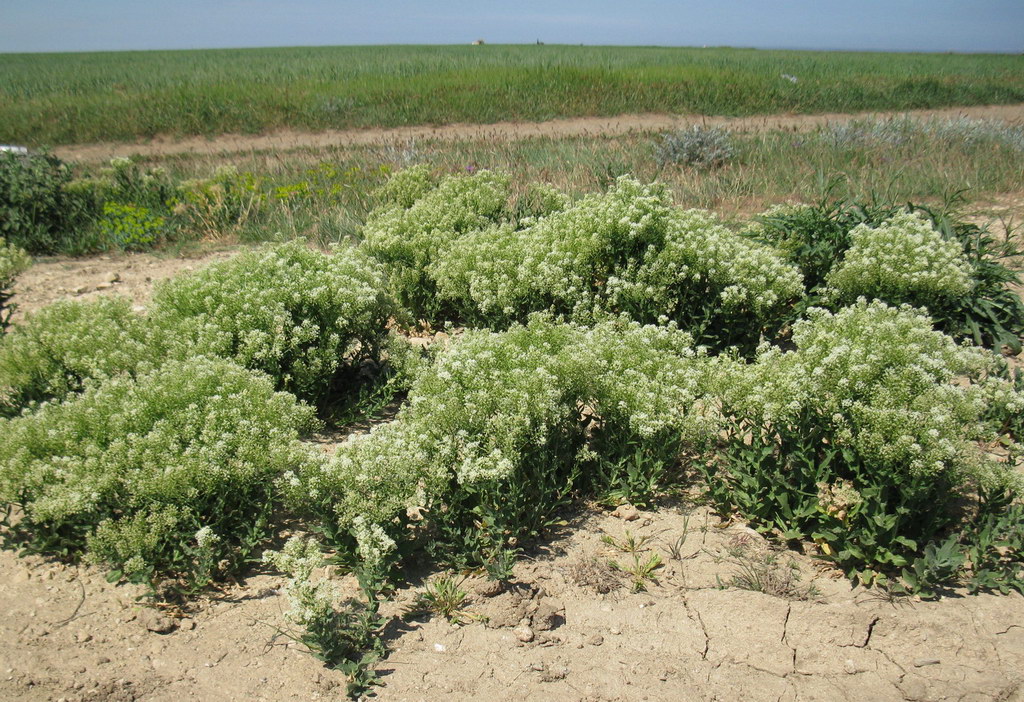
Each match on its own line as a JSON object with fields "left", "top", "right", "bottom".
{"left": 707, "top": 299, "right": 1022, "bottom": 580}
{"left": 0, "top": 296, "right": 157, "bottom": 416}
{"left": 0, "top": 238, "right": 30, "bottom": 333}
{"left": 152, "top": 241, "right": 395, "bottom": 405}
{"left": 286, "top": 315, "right": 716, "bottom": 569}
{"left": 361, "top": 170, "right": 512, "bottom": 319}
{"left": 431, "top": 176, "right": 802, "bottom": 350}
{"left": 98, "top": 202, "right": 168, "bottom": 251}
{"left": 826, "top": 211, "right": 973, "bottom": 310}
{"left": 0, "top": 356, "right": 320, "bottom": 587}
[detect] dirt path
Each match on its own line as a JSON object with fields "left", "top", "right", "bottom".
{"left": 53, "top": 103, "right": 1024, "bottom": 163}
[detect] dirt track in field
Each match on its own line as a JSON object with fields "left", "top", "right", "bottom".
{"left": 52, "top": 103, "right": 1024, "bottom": 163}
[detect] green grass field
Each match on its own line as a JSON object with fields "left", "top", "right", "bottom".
{"left": 2, "top": 45, "right": 1023, "bottom": 146}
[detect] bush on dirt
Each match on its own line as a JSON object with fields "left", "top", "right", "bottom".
{"left": 0, "top": 355, "right": 321, "bottom": 589}
{"left": 152, "top": 241, "right": 396, "bottom": 407}
{"left": 0, "top": 296, "right": 159, "bottom": 416}
{"left": 0, "top": 238, "right": 30, "bottom": 334}
{"left": 706, "top": 300, "right": 1023, "bottom": 583}
{"left": 285, "top": 315, "right": 717, "bottom": 572}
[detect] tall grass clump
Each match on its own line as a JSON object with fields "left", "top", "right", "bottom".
{"left": 0, "top": 238, "right": 30, "bottom": 334}
{"left": 0, "top": 151, "right": 91, "bottom": 254}
{"left": 285, "top": 315, "right": 717, "bottom": 572}
{"left": 152, "top": 241, "right": 396, "bottom": 406}
{"left": 654, "top": 126, "right": 734, "bottom": 168}
{"left": 0, "top": 356, "right": 321, "bottom": 590}
{"left": 706, "top": 300, "right": 1023, "bottom": 584}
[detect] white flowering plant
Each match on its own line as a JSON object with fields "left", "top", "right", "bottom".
{"left": 707, "top": 299, "right": 1023, "bottom": 581}
{"left": 285, "top": 314, "right": 717, "bottom": 572}
{"left": 825, "top": 210, "right": 973, "bottom": 312}
{"left": 429, "top": 176, "right": 802, "bottom": 352}
{"left": 0, "top": 296, "right": 158, "bottom": 416}
{"left": 0, "top": 355, "right": 321, "bottom": 590}
{"left": 152, "top": 240, "right": 396, "bottom": 406}
{"left": 263, "top": 535, "right": 389, "bottom": 698}
{"left": 0, "top": 237, "right": 30, "bottom": 334}
{"left": 361, "top": 169, "right": 512, "bottom": 320}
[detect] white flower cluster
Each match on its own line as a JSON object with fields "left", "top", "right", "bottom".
{"left": 0, "top": 296, "right": 157, "bottom": 413}
{"left": 263, "top": 535, "right": 339, "bottom": 628}
{"left": 429, "top": 176, "right": 802, "bottom": 334}
{"left": 826, "top": 211, "right": 973, "bottom": 307}
{"left": 287, "top": 314, "right": 716, "bottom": 548}
{"left": 152, "top": 241, "right": 394, "bottom": 403}
{"left": 0, "top": 355, "right": 321, "bottom": 578}
{"left": 717, "top": 299, "right": 1020, "bottom": 487}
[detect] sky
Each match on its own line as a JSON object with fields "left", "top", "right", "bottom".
{"left": 2, "top": 0, "right": 1023, "bottom": 54}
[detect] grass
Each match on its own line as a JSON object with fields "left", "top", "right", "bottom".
{"left": 108, "top": 114, "right": 1024, "bottom": 248}
{"left": 2, "top": 45, "right": 1023, "bottom": 146}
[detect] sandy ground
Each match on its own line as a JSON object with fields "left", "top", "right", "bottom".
{"left": 52, "top": 103, "right": 1024, "bottom": 163}
{"left": 1, "top": 504, "right": 1022, "bottom": 702}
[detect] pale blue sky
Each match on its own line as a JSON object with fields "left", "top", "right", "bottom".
{"left": 2, "top": 0, "right": 1023, "bottom": 54}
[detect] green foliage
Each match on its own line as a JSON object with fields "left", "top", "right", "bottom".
{"left": 0, "top": 296, "right": 158, "bottom": 416}
{"left": 170, "top": 166, "right": 264, "bottom": 240}
{"left": 706, "top": 300, "right": 1022, "bottom": 580}
{"left": 0, "top": 238, "right": 30, "bottom": 334}
{"left": 152, "top": 241, "right": 395, "bottom": 406}
{"left": 264, "top": 534, "right": 390, "bottom": 699}
{"left": 0, "top": 151, "right": 83, "bottom": 254}
{"left": 98, "top": 202, "right": 168, "bottom": 251}
{"left": 0, "top": 356, "right": 320, "bottom": 587}
{"left": 6, "top": 45, "right": 1024, "bottom": 146}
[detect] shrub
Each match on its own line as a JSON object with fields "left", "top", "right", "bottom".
{"left": 431, "top": 176, "right": 803, "bottom": 351}
{"left": 706, "top": 300, "right": 1022, "bottom": 582}
{"left": 826, "top": 211, "right": 973, "bottom": 312}
{"left": 361, "top": 170, "right": 512, "bottom": 320}
{"left": 286, "top": 315, "right": 716, "bottom": 570}
{"left": 0, "top": 238, "right": 30, "bottom": 334}
{"left": 0, "top": 296, "right": 158, "bottom": 416}
{"left": 0, "top": 151, "right": 78, "bottom": 254}
{"left": 654, "top": 126, "right": 734, "bottom": 168}
{"left": 0, "top": 356, "right": 321, "bottom": 588}
{"left": 97, "top": 202, "right": 168, "bottom": 251}
{"left": 152, "top": 241, "right": 395, "bottom": 406}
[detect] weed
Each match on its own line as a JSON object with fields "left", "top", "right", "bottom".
{"left": 406, "top": 574, "right": 479, "bottom": 624}
{"left": 601, "top": 529, "right": 656, "bottom": 555}
{"left": 610, "top": 552, "right": 664, "bottom": 592}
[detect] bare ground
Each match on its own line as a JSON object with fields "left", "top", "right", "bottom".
{"left": 1, "top": 504, "right": 1022, "bottom": 702}
{"left": 52, "top": 103, "right": 1024, "bottom": 163}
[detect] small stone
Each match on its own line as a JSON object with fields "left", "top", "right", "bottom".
{"left": 138, "top": 608, "right": 177, "bottom": 634}
{"left": 96, "top": 657, "right": 111, "bottom": 665}
{"left": 474, "top": 579, "right": 504, "bottom": 598}
{"left": 913, "top": 658, "right": 940, "bottom": 667}
{"left": 105, "top": 272, "right": 121, "bottom": 283}
{"left": 611, "top": 504, "right": 640, "bottom": 521}
{"left": 514, "top": 624, "right": 535, "bottom": 643}
{"left": 609, "top": 627, "right": 622, "bottom": 636}
{"left": 94, "top": 282, "right": 113, "bottom": 291}
{"left": 75, "top": 631, "right": 93, "bottom": 643}
{"left": 530, "top": 662, "right": 545, "bottom": 672}
{"left": 532, "top": 597, "right": 565, "bottom": 632}
{"left": 433, "top": 643, "right": 446, "bottom": 653}
{"left": 72, "top": 286, "right": 87, "bottom": 295}
{"left": 587, "top": 634, "right": 604, "bottom": 646}
{"left": 132, "top": 305, "right": 147, "bottom": 313}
